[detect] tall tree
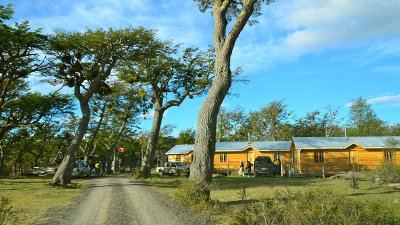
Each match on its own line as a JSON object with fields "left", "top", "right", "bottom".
{"left": 347, "top": 97, "right": 386, "bottom": 136}
{"left": 0, "top": 4, "right": 64, "bottom": 140}
{"left": 47, "top": 27, "right": 153, "bottom": 185}
{"left": 190, "top": 0, "right": 274, "bottom": 188}
{"left": 119, "top": 40, "right": 214, "bottom": 178}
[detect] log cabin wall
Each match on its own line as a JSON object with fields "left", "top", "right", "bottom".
{"left": 213, "top": 147, "right": 291, "bottom": 173}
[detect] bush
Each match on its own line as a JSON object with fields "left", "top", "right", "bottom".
{"left": 0, "top": 196, "right": 17, "bottom": 225}
{"left": 369, "top": 161, "right": 400, "bottom": 184}
{"left": 230, "top": 187, "right": 400, "bottom": 225}
{"left": 174, "top": 179, "right": 225, "bottom": 214}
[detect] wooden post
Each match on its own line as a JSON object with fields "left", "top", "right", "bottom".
{"left": 281, "top": 163, "right": 284, "bottom": 177}
{"left": 227, "top": 163, "right": 230, "bottom": 175}
{"left": 322, "top": 165, "right": 325, "bottom": 179}
{"left": 306, "top": 165, "right": 308, "bottom": 177}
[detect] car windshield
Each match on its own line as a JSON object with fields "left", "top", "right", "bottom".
{"left": 175, "top": 162, "right": 185, "bottom": 167}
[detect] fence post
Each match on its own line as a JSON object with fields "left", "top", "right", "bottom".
{"left": 227, "top": 163, "right": 230, "bottom": 175}
{"left": 322, "top": 165, "right": 325, "bottom": 179}
{"left": 287, "top": 164, "right": 291, "bottom": 178}
{"left": 281, "top": 163, "right": 284, "bottom": 177}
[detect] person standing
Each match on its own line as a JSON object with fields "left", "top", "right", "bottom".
{"left": 95, "top": 162, "right": 100, "bottom": 177}
{"left": 247, "top": 161, "right": 253, "bottom": 177}
{"left": 238, "top": 160, "right": 244, "bottom": 176}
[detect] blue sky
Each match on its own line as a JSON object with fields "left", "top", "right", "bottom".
{"left": 5, "top": 0, "right": 400, "bottom": 136}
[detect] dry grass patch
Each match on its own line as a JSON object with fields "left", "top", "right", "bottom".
{"left": 0, "top": 176, "right": 85, "bottom": 225}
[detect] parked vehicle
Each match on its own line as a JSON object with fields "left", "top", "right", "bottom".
{"left": 156, "top": 161, "right": 190, "bottom": 176}
{"left": 254, "top": 156, "right": 275, "bottom": 177}
{"left": 72, "top": 161, "right": 91, "bottom": 178}
{"left": 45, "top": 166, "right": 58, "bottom": 175}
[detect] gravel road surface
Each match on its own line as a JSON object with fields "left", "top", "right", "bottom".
{"left": 37, "top": 175, "right": 213, "bottom": 225}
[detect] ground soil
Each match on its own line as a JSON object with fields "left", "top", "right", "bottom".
{"left": 36, "top": 174, "right": 213, "bottom": 225}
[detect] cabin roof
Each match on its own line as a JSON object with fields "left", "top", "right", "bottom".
{"left": 165, "top": 144, "right": 194, "bottom": 154}
{"left": 166, "top": 141, "right": 292, "bottom": 155}
{"left": 251, "top": 141, "right": 292, "bottom": 151}
{"left": 293, "top": 136, "right": 400, "bottom": 149}
{"left": 215, "top": 142, "right": 249, "bottom": 151}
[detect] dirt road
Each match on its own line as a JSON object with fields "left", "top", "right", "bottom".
{"left": 38, "top": 175, "right": 212, "bottom": 225}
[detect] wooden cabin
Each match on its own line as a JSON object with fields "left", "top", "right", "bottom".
{"left": 213, "top": 141, "right": 292, "bottom": 174}
{"left": 165, "top": 144, "right": 194, "bottom": 165}
{"left": 292, "top": 136, "right": 400, "bottom": 175}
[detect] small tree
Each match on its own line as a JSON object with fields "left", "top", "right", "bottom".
{"left": 385, "top": 137, "right": 400, "bottom": 163}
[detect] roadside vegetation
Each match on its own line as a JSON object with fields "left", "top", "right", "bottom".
{"left": 0, "top": 176, "right": 85, "bottom": 225}
{"left": 143, "top": 173, "right": 400, "bottom": 224}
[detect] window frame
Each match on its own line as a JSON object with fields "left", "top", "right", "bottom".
{"left": 314, "top": 151, "right": 324, "bottom": 163}
{"left": 219, "top": 153, "right": 227, "bottom": 162}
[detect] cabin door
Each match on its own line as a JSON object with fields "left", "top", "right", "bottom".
{"left": 350, "top": 150, "right": 358, "bottom": 165}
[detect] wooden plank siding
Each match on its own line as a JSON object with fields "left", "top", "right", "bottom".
{"left": 167, "top": 152, "right": 193, "bottom": 165}
{"left": 294, "top": 144, "right": 400, "bottom": 174}
{"left": 214, "top": 147, "right": 291, "bottom": 174}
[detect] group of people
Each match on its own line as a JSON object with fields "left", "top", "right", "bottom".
{"left": 91, "top": 161, "right": 104, "bottom": 176}
{"left": 238, "top": 160, "right": 253, "bottom": 177}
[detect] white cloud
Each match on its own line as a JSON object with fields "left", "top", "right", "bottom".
{"left": 220, "top": 103, "right": 230, "bottom": 109}
{"left": 375, "top": 66, "right": 400, "bottom": 73}
{"left": 367, "top": 95, "right": 400, "bottom": 104}
{"left": 275, "top": 0, "right": 400, "bottom": 50}
{"left": 345, "top": 94, "right": 400, "bottom": 107}
{"left": 140, "top": 110, "right": 169, "bottom": 119}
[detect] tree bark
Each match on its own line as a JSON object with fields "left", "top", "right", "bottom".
{"left": 141, "top": 107, "right": 165, "bottom": 178}
{"left": 84, "top": 102, "right": 107, "bottom": 162}
{"left": 0, "top": 146, "right": 4, "bottom": 176}
{"left": 190, "top": 0, "right": 257, "bottom": 187}
{"left": 51, "top": 99, "right": 90, "bottom": 185}
{"left": 106, "top": 119, "right": 127, "bottom": 174}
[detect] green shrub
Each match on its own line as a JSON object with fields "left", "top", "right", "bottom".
{"left": 174, "top": 179, "right": 225, "bottom": 214}
{"left": 369, "top": 161, "right": 400, "bottom": 184}
{"left": 230, "top": 187, "right": 400, "bottom": 225}
{"left": 0, "top": 196, "right": 17, "bottom": 225}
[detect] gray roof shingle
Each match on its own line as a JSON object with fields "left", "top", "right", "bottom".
{"left": 165, "top": 144, "right": 194, "bottom": 154}
{"left": 293, "top": 136, "right": 400, "bottom": 149}
{"left": 251, "top": 141, "right": 292, "bottom": 151}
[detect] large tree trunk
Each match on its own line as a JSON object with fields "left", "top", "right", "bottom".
{"left": 141, "top": 108, "right": 165, "bottom": 178}
{"left": 189, "top": 0, "right": 257, "bottom": 188}
{"left": 105, "top": 119, "right": 127, "bottom": 174}
{"left": 51, "top": 100, "right": 91, "bottom": 186}
{"left": 84, "top": 103, "right": 107, "bottom": 162}
{"left": 189, "top": 60, "right": 231, "bottom": 185}
{"left": 0, "top": 147, "right": 4, "bottom": 176}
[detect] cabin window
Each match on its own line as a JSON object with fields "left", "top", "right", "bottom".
{"left": 176, "top": 155, "right": 181, "bottom": 161}
{"left": 220, "top": 153, "right": 227, "bottom": 162}
{"left": 273, "top": 153, "right": 281, "bottom": 161}
{"left": 385, "top": 151, "right": 392, "bottom": 161}
{"left": 314, "top": 151, "right": 324, "bottom": 163}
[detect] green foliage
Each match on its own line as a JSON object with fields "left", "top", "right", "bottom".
{"left": 177, "top": 128, "right": 196, "bottom": 144}
{"left": 175, "top": 179, "right": 225, "bottom": 214}
{"left": 230, "top": 187, "right": 400, "bottom": 225}
{"left": 0, "top": 195, "right": 17, "bottom": 225}
{"left": 193, "top": 0, "right": 275, "bottom": 25}
{"left": 369, "top": 161, "right": 400, "bottom": 184}
{"left": 347, "top": 97, "right": 387, "bottom": 136}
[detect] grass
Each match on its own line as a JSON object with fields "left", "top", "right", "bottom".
{"left": 143, "top": 174, "right": 400, "bottom": 224}
{"left": 0, "top": 176, "right": 86, "bottom": 225}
